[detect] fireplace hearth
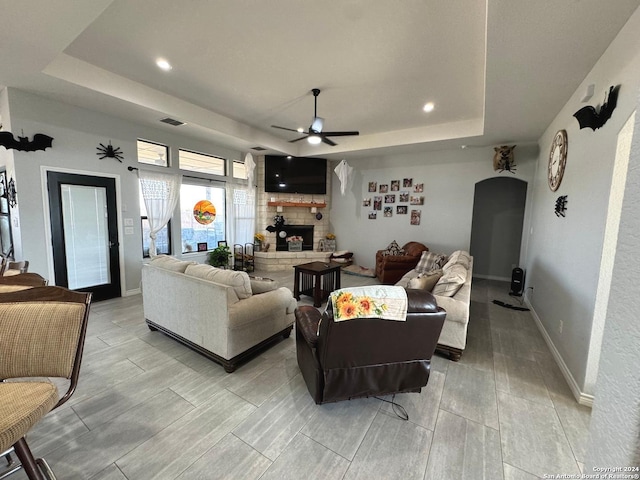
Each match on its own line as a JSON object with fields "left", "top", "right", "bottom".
{"left": 276, "top": 225, "right": 314, "bottom": 251}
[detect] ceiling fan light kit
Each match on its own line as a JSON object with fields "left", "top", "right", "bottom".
{"left": 271, "top": 88, "right": 359, "bottom": 146}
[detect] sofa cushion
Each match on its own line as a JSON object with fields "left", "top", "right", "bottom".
{"left": 249, "top": 276, "right": 279, "bottom": 294}
{"left": 433, "top": 264, "right": 467, "bottom": 297}
{"left": 407, "top": 269, "right": 443, "bottom": 291}
{"left": 415, "top": 251, "right": 447, "bottom": 273}
{"left": 382, "top": 240, "right": 404, "bottom": 256}
{"left": 148, "top": 255, "right": 196, "bottom": 273}
{"left": 184, "top": 264, "right": 252, "bottom": 300}
{"left": 443, "top": 250, "right": 471, "bottom": 271}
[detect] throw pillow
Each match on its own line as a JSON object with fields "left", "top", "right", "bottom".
{"left": 432, "top": 264, "right": 467, "bottom": 297}
{"left": 415, "top": 251, "right": 447, "bottom": 273}
{"left": 184, "top": 264, "right": 252, "bottom": 300}
{"left": 249, "top": 276, "right": 279, "bottom": 294}
{"left": 407, "top": 269, "right": 443, "bottom": 291}
{"left": 443, "top": 250, "right": 471, "bottom": 271}
{"left": 382, "top": 240, "right": 405, "bottom": 256}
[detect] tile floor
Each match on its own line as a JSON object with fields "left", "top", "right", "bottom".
{"left": 8, "top": 273, "right": 591, "bottom": 480}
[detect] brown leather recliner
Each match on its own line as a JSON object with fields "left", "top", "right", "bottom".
{"left": 375, "top": 241, "right": 428, "bottom": 284}
{"left": 295, "top": 289, "right": 446, "bottom": 404}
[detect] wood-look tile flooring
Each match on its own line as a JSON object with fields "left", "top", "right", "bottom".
{"left": 11, "top": 274, "right": 590, "bottom": 479}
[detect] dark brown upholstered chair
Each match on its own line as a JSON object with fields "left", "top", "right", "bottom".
{"left": 295, "top": 289, "right": 446, "bottom": 404}
{"left": 0, "top": 286, "right": 92, "bottom": 479}
{"left": 375, "top": 241, "right": 428, "bottom": 284}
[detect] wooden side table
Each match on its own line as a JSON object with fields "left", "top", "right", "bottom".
{"left": 293, "top": 261, "right": 342, "bottom": 307}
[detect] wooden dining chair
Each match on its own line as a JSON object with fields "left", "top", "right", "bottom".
{"left": 2, "top": 260, "right": 29, "bottom": 276}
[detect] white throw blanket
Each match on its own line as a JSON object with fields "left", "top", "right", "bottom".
{"left": 330, "top": 286, "right": 408, "bottom": 322}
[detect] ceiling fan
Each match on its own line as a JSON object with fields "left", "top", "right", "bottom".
{"left": 271, "top": 88, "right": 359, "bottom": 146}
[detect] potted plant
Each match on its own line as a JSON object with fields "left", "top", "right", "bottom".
{"left": 254, "top": 232, "right": 265, "bottom": 252}
{"left": 207, "top": 244, "right": 231, "bottom": 268}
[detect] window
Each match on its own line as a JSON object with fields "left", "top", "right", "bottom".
{"left": 179, "top": 149, "right": 225, "bottom": 176}
{"left": 180, "top": 182, "right": 226, "bottom": 253}
{"left": 139, "top": 186, "right": 171, "bottom": 257}
{"left": 233, "top": 160, "right": 247, "bottom": 179}
{"left": 137, "top": 140, "right": 168, "bottom": 167}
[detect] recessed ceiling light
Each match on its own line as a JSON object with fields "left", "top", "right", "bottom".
{"left": 156, "top": 58, "right": 172, "bottom": 71}
{"left": 297, "top": 127, "right": 305, "bottom": 133}
{"left": 423, "top": 102, "right": 435, "bottom": 113}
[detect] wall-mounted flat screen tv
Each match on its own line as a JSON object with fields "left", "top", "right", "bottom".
{"left": 264, "top": 156, "right": 327, "bottom": 194}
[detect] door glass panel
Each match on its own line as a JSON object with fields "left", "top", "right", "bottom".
{"left": 61, "top": 184, "right": 110, "bottom": 289}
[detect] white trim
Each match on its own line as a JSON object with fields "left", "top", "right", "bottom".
{"left": 525, "top": 296, "right": 594, "bottom": 407}
{"left": 40, "top": 166, "right": 126, "bottom": 297}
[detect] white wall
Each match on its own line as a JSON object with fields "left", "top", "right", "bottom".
{"left": 6, "top": 88, "right": 242, "bottom": 294}
{"left": 329, "top": 145, "right": 538, "bottom": 269}
{"left": 524, "top": 7, "right": 640, "bottom": 398}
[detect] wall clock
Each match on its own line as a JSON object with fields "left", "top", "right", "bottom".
{"left": 548, "top": 129, "right": 568, "bottom": 191}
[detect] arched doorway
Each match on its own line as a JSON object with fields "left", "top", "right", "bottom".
{"left": 470, "top": 177, "right": 527, "bottom": 280}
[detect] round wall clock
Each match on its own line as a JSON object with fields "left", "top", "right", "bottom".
{"left": 548, "top": 129, "right": 568, "bottom": 191}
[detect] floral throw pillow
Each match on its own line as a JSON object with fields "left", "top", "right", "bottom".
{"left": 382, "top": 240, "right": 405, "bottom": 256}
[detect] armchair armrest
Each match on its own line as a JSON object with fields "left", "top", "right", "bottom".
{"left": 295, "top": 306, "right": 322, "bottom": 348}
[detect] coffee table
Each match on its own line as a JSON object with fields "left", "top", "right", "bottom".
{"left": 293, "top": 261, "right": 342, "bottom": 307}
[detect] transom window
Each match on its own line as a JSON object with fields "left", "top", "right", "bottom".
{"left": 179, "top": 149, "right": 226, "bottom": 176}
{"left": 233, "top": 160, "right": 247, "bottom": 180}
{"left": 137, "top": 140, "right": 169, "bottom": 167}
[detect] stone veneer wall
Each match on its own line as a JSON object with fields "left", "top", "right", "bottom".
{"left": 255, "top": 155, "right": 332, "bottom": 252}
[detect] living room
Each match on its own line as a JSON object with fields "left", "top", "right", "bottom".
{"left": 1, "top": 2, "right": 639, "bottom": 479}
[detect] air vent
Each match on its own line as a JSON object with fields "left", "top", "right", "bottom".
{"left": 160, "top": 117, "right": 185, "bottom": 126}
{"left": 251, "top": 146, "right": 267, "bottom": 151}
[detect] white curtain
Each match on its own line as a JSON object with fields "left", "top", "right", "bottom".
{"left": 232, "top": 186, "right": 255, "bottom": 246}
{"left": 138, "top": 169, "right": 181, "bottom": 256}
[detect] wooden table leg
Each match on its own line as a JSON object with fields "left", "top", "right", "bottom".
{"left": 313, "top": 272, "right": 321, "bottom": 307}
{"left": 293, "top": 268, "right": 300, "bottom": 300}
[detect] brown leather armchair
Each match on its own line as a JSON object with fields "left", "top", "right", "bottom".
{"left": 375, "top": 241, "right": 428, "bottom": 284}
{"left": 295, "top": 289, "right": 446, "bottom": 404}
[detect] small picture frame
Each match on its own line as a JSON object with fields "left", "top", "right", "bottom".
{"left": 379, "top": 184, "right": 389, "bottom": 193}
{"left": 363, "top": 198, "right": 371, "bottom": 207}
{"left": 410, "top": 210, "right": 421, "bottom": 225}
{"left": 197, "top": 242, "right": 208, "bottom": 252}
{"left": 368, "top": 211, "right": 377, "bottom": 219}
{"left": 397, "top": 205, "right": 408, "bottom": 214}
{"left": 410, "top": 195, "right": 424, "bottom": 205}
{"left": 403, "top": 178, "right": 413, "bottom": 188}
{"left": 399, "top": 191, "right": 409, "bottom": 202}
{"left": 368, "top": 181, "right": 377, "bottom": 192}
{"left": 390, "top": 180, "right": 400, "bottom": 191}
{"left": 217, "top": 241, "right": 227, "bottom": 247}
{"left": 384, "top": 194, "right": 396, "bottom": 203}
{"left": 413, "top": 183, "right": 424, "bottom": 193}
{"left": 373, "top": 196, "right": 382, "bottom": 210}
{"left": 384, "top": 207, "right": 393, "bottom": 217}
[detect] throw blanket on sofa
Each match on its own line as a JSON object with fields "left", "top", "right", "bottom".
{"left": 330, "top": 286, "right": 408, "bottom": 322}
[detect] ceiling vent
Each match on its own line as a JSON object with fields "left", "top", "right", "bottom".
{"left": 251, "top": 146, "right": 267, "bottom": 151}
{"left": 160, "top": 117, "right": 185, "bottom": 126}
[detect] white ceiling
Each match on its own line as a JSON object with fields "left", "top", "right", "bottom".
{"left": 1, "top": 0, "right": 639, "bottom": 159}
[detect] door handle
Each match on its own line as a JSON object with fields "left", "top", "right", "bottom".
{"left": 109, "top": 241, "right": 119, "bottom": 248}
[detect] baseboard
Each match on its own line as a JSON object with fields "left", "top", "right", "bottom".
{"left": 124, "top": 288, "right": 141, "bottom": 297}
{"left": 525, "top": 297, "right": 594, "bottom": 408}
{"left": 473, "top": 273, "right": 511, "bottom": 282}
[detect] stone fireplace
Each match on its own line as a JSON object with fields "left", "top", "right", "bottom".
{"left": 275, "top": 225, "right": 314, "bottom": 251}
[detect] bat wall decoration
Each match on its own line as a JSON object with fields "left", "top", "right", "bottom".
{"left": 0, "top": 132, "right": 54, "bottom": 151}
{"left": 573, "top": 85, "right": 620, "bottom": 130}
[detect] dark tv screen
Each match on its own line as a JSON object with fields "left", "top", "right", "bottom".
{"left": 264, "top": 156, "right": 327, "bottom": 194}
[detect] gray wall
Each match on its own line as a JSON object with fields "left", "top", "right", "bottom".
{"left": 470, "top": 177, "right": 527, "bottom": 280}
{"left": 524, "top": 7, "right": 640, "bottom": 397}
{"left": 329, "top": 145, "right": 538, "bottom": 268}
{"left": 5, "top": 88, "right": 242, "bottom": 294}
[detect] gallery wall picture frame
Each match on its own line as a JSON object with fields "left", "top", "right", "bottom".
{"left": 384, "top": 207, "right": 393, "bottom": 217}
{"left": 363, "top": 198, "right": 371, "bottom": 207}
{"left": 410, "top": 210, "right": 421, "bottom": 225}
{"left": 373, "top": 196, "right": 382, "bottom": 210}
{"left": 369, "top": 211, "right": 377, "bottom": 219}
{"left": 410, "top": 195, "right": 424, "bottom": 205}
{"left": 399, "top": 191, "right": 409, "bottom": 202}
{"left": 390, "top": 180, "right": 400, "bottom": 191}
{"left": 403, "top": 178, "right": 413, "bottom": 187}
{"left": 368, "top": 182, "right": 377, "bottom": 192}
{"left": 413, "top": 183, "right": 424, "bottom": 193}
{"left": 379, "top": 184, "right": 388, "bottom": 193}
{"left": 397, "top": 205, "right": 408, "bottom": 214}
{"left": 384, "top": 194, "right": 396, "bottom": 203}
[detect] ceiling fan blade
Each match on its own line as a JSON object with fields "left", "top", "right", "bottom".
{"left": 322, "top": 131, "right": 360, "bottom": 137}
{"left": 289, "top": 136, "right": 309, "bottom": 143}
{"left": 321, "top": 136, "right": 337, "bottom": 146}
{"left": 271, "top": 125, "right": 302, "bottom": 133}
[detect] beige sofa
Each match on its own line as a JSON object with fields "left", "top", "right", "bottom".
{"left": 396, "top": 251, "right": 473, "bottom": 361}
{"left": 141, "top": 256, "right": 297, "bottom": 372}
